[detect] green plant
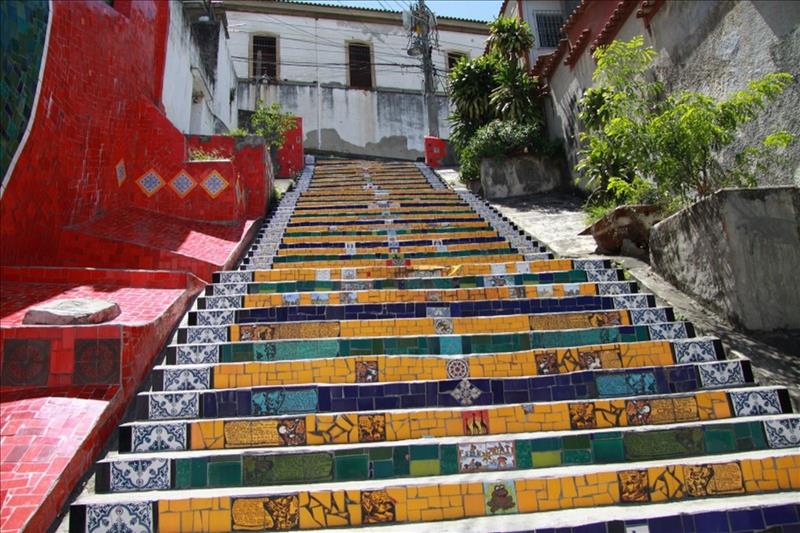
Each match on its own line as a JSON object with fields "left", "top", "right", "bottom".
{"left": 226, "top": 127, "right": 249, "bottom": 137}
{"left": 490, "top": 62, "right": 543, "bottom": 125}
{"left": 249, "top": 100, "right": 295, "bottom": 149}
{"left": 188, "top": 147, "right": 228, "bottom": 161}
{"left": 458, "top": 120, "right": 562, "bottom": 182}
{"left": 576, "top": 36, "right": 794, "bottom": 213}
{"left": 448, "top": 54, "right": 501, "bottom": 150}
{"left": 486, "top": 16, "right": 534, "bottom": 64}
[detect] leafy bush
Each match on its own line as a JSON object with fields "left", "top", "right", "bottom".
{"left": 188, "top": 147, "right": 228, "bottom": 161}
{"left": 448, "top": 54, "right": 501, "bottom": 150}
{"left": 459, "top": 120, "right": 562, "bottom": 182}
{"left": 249, "top": 101, "right": 296, "bottom": 149}
{"left": 226, "top": 127, "right": 249, "bottom": 137}
{"left": 486, "top": 16, "right": 534, "bottom": 64}
{"left": 577, "top": 36, "right": 794, "bottom": 213}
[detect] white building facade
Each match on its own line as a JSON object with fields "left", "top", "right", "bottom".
{"left": 223, "top": 0, "right": 489, "bottom": 159}
{"left": 499, "top": 0, "right": 580, "bottom": 65}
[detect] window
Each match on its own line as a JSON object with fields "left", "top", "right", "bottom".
{"left": 253, "top": 35, "right": 277, "bottom": 80}
{"left": 535, "top": 12, "right": 565, "bottom": 48}
{"left": 348, "top": 43, "right": 373, "bottom": 89}
{"left": 447, "top": 52, "right": 467, "bottom": 71}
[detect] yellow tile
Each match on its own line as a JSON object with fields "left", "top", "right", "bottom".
{"left": 463, "top": 494, "right": 486, "bottom": 517}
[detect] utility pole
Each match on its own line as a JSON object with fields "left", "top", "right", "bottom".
{"left": 416, "top": 0, "right": 440, "bottom": 138}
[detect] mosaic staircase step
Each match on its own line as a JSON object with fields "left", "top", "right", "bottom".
{"left": 164, "top": 321, "right": 696, "bottom": 365}
{"left": 222, "top": 258, "right": 612, "bottom": 283}
{"left": 197, "top": 280, "right": 633, "bottom": 312}
{"left": 178, "top": 308, "right": 676, "bottom": 346}
{"left": 133, "top": 360, "right": 755, "bottom": 421}
{"left": 155, "top": 338, "right": 726, "bottom": 388}
{"left": 94, "top": 416, "right": 800, "bottom": 493}
{"left": 203, "top": 268, "right": 623, "bottom": 297}
{"left": 70, "top": 449, "right": 800, "bottom": 531}
{"left": 117, "top": 387, "right": 793, "bottom": 453}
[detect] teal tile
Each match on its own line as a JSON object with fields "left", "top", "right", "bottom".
{"left": 190, "top": 458, "right": 209, "bottom": 488}
{"left": 704, "top": 428, "right": 737, "bottom": 454}
{"left": 592, "top": 438, "right": 625, "bottom": 463}
{"left": 563, "top": 449, "right": 592, "bottom": 464}
{"left": 175, "top": 459, "right": 191, "bottom": 489}
{"left": 440, "top": 445, "right": 459, "bottom": 475}
{"left": 392, "top": 446, "right": 409, "bottom": 476}
{"left": 368, "top": 446, "right": 393, "bottom": 461}
{"left": 530, "top": 437, "right": 561, "bottom": 452}
{"left": 514, "top": 440, "right": 532, "bottom": 469}
{"left": 563, "top": 435, "right": 590, "bottom": 449}
{"left": 409, "top": 444, "right": 439, "bottom": 460}
{"left": 208, "top": 461, "right": 242, "bottom": 487}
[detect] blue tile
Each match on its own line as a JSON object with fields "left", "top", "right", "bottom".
{"left": 729, "top": 509, "right": 765, "bottom": 531}
{"left": 648, "top": 515, "right": 683, "bottom": 533}
{"left": 694, "top": 511, "right": 730, "bottom": 532}
{"left": 764, "top": 504, "right": 799, "bottom": 526}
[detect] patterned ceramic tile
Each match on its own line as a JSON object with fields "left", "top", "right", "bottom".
{"left": 187, "top": 326, "right": 227, "bottom": 344}
{"left": 136, "top": 169, "right": 165, "bottom": 197}
{"left": 648, "top": 322, "right": 688, "bottom": 340}
{"left": 446, "top": 359, "right": 470, "bottom": 379}
{"left": 219, "top": 272, "right": 252, "bottom": 283}
{"left": 115, "top": 159, "right": 126, "bottom": 186}
{"left": 163, "top": 368, "right": 211, "bottom": 391}
{"left": 1, "top": 339, "right": 50, "bottom": 386}
{"left": 109, "top": 459, "right": 170, "bottom": 492}
{"left": 484, "top": 481, "right": 518, "bottom": 514}
{"left": 86, "top": 502, "right": 153, "bottom": 533}
{"left": 196, "top": 310, "right": 236, "bottom": 326}
{"left": 169, "top": 170, "right": 196, "bottom": 198}
{"left": 205, "top": 296, "right": 241, "bottom": 309}
{"left": 175, "top": 345, "right": 219, "bottom": 365}
{"left": 598, "top": 282, "right": 633, "bottom": 296}
{"left": 148, "top": 392, "right": 199, "bottom": 420}
{"left": 491, "top": 263, "right": 507, "bottom": 275}
{"left": 586, "top": 269, "right": 619, "bottom": 282}
{"left": 574, "top": 259, "right": 606, "bottom": 270}
{"left": 673, "top": 338, "right": 719, "bottom": 363}
{"left": 612, "top": 294, "right": 650, "bottom": 309}
{"left": 449, "top": 379, "right": 482, "bottom": 406}
{"left": 213, "top": 283, "right": 247, "bottom": 296}
{"left": 201, "top": 170, "right": 229, "bottom": 198}
{"left": 763, "top": 418, "right": 800, "bottom": 448}
{"left": 426, "top": 306, "right": 452, "bottom": 318}
{"left": 697, "top": 361, "right": 745, "bottom": 388}
{"left": 434, "top": 318, "right": 454, "bottom": 334}
{"left": 131, "top": 422, "right": 187, "bottom": 452}
{"left": 730, "top": 389, "right": 783, "bottom": 416}
{"left": 630, "top": 308, "right": 669, "bottom": 325}
{"left": 458, "top": 441, "right": 515, "bottom": 473}
{"left": 356, "top": 361, "right": 378, "bottom": 383}
{"left": 315, "top": 269, "right": 331, "bottom": 281}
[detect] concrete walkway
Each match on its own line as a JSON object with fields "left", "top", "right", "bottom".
{"left": 437, "top": 168, "right": 800, "bottom": 408}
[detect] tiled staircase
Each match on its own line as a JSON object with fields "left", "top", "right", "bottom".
{"left": 68, "top": 160, "right": 800, "bottom": 532}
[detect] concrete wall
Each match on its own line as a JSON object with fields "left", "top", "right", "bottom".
{"left": 162, "top": 1, "right": 237, "bottom": 134}
{"left": 480, "top": 155, "right": 567, "bottom": 199}
{"left": 650, "top": 187, "right": 800, "bottom": 332}
{"left": 238, "top": 80, "right": 450, "bottom": 160}
{"left": 545, "top": 0, "right": 800, "bottom": 190}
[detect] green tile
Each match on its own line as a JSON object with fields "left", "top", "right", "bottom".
{"left": 371, "top": 459, "right": 395, "bottom": 479}
{"left": 563, "top": 435, "right": 590, "bottom": 449}
{"left": 704, "top": 429, "right": 736, "bottom": 454}
{"left": 563, "top": 449, "right": 592, "bottom": 464}
{"left": 592, "top": 438, "right": 625, "bottom": 463}
{"left": 190, "top": 458, "right": 209, "bottom": 488}
{"left": 392, "top": 446, "right": 410, "bottom": 476}
{"left": 515, "top": 440, "right": 532, "bottom": 469}
{"left": 368, "top": 446, "right": 393, "bottom": 461}
{"left": 749, "top": 422, "right": 767, "bottom": 448}
{"left": 440, "top": 445, "right": 459, "bottom": 475}
{"left": 409, "top": 459, "right": 440, "bottom": 476}
{"left": 175, "top": 459, "right": 192, "bottom": 489}
{"left": 409, "top": 444, "right": 439, "bottom": 460}
{"left": 335, "top": 454, "right": 369, "bottom": 481}
{"left": 208, "top": 461, "right": 242, "bottom": 487}
{"left": 531, "top": 451, "right": 561, "bottom": 468}
{"left": 530, "top": 437, "right": 561, "bottom": 452}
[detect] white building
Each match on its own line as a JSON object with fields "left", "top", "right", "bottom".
{"left": 498, "top": 0, "right": 580, "bottom": 64}
{"left": 222, "top": 0, "right": 489, "bottom": 159}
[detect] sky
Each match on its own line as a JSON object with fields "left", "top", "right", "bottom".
{"left": 296, "top": 1, "right": 504, "bottom": 22}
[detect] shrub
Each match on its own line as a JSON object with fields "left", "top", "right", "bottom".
{"left": 459, "top": 120, "right": 562, "bottom": 182}
{"left": 249, "top": 101, "right": 295, "bottom": 150}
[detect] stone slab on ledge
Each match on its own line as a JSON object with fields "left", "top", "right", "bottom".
{"left": 23, "top": 298, "right": 121, "bottom": 325}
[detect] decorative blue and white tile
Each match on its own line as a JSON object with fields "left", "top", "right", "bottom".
{"left": 131, "top": 423, "right": 187, "bottom": 452}
{"left": 434, "top": 318, "right": 454, "bottom": 335}
{"left": 175, "top": 345, "right": 218, "bottom": 365}
{"left": 612, "top": 294, "right": 650, "bottom": 310}
{"left": 86, "top": 502, "right": 153, "bottom": 533}
{"left": 311, "top": 293, "right": 330, "bottom": 305}
{"left": 213, "top": 283, "right": 247, "bottom": 296}
{"left": 697, "top": 361, "right": 745, "bottom": 388}
{"left": 763, "top": 418, "right": 800, "bottom": 448}
{"left": 169, "top": 170, "right": 196, "bottom": 198}
{"left": 490, "top": 263, "right": 508, "bottom": 275}
{"left": 507, "top": 286, "right": 525, "bottom": 299}
{"left": 648, "top": 322, "right": 688, "bottom": 340}
{"left": 219, "top": 271, "right": 252, "bottom": 284}
{"left": 196, "top": 310, "right": 236, "bottom": 327}
{"left": 574, "top": 259, "right": 606, "bottom": 270}
{"left": 314, "top": 268, "right": 331, "bottom": 282}
{"left": 201, "top": 170, "right": 229, "bottom": 198}
{"left": 446, "top": 359, "right": 470, "bottom": 379}
{"left": 673, "top": 338, "right": 718, "bottom": 363}
{"left": 524, "top": 252, "right": 550, "bottom": 261}
{"left": 515, "top": 262, "right": 531, "bottom": 274}
{"left": 598, "top": 282, "right": 633, "bottom": 296}
{"left": 281, "top": 293, "right": 300, "bottom": 305}
{"left": 536, "top": 285, "right": 554, "bottom": 297}
{"left": 341, "top": 268, "right": 357, "bottom": 280}
{"left": 340, "top": 291, "right": 358, "bottom": 305}
{"left": 163, "top": 368, "right": 211, "bottom": 391}
{"left": 136, "top": 169, "right": 165, "bottom": 197}
{"left": 586, "top": 269, "right": 620, "bottom": 282}
{"left": 630, "top": 308, "right": 669, "bottom": 325}
{"left": 449, "top": 379, "right": 482, "bottom": 406}
{"left": 110, "top": 459, "right": 170, "bottom": 492}
{"left": 426, "top": 307, "right": 452, "bottom": 318}
{"left": 148, "top": 392, "right": 199, "bottom": 420}
{"left": 563, "top": 284, "right": 582, "bottom": 297}
{"left": 730, "top": 389, "right": 783, "bottom": 417}
{"left": 342, "top": 280, "right": 371, "bottom": 291}
{"left": 205, "top": 296, "right": 241, "bottom": 310}
{"left": 186, "top": 326, "right": 227, "bottom": 344}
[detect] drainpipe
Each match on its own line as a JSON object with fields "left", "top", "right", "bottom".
{"left": 315, "top": 17, "right": 322, "bottom": 151}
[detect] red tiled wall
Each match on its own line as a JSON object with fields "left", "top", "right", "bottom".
{"left": 0, "top": 0, "right": 269, "bottom": 269}
{"left": 277, "top": 117, "right": 304, "bottom": 178}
